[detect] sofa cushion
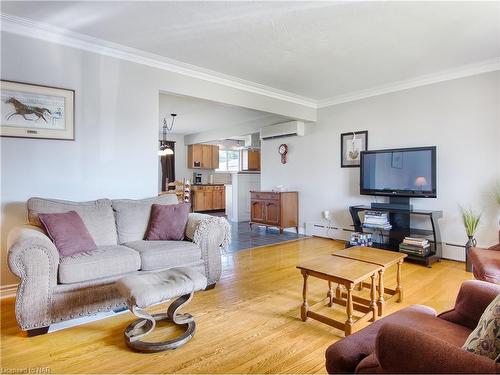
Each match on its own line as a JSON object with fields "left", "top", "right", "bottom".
{"left": 28, "top": 197, "right": 117, "bottom": 247}
{"left": 39, "top": 211, "right": 97, "bottom": 257}
{"left": 145, "top": 203, "right": 190, "bottom": 241}
{"left": 325, "top": 304, "right": 472, "bottom": 374}
{"left": 116, "top": 267, "right": 208, "bottom": 309}
{"left": 124, "top": 240, "right": 202, "bottom": 271}
{"left": 112, "top": 195, "right": 179, "bottom": 244}
{"left": 462, "top": 294, "right": 500, "bottom": 360}
{"left": 58, "top": 245, "right": 141, "bottom": 284}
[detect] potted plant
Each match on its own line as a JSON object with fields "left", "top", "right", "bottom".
{"left": 461, "top": 206, "right": 481, "bottom": 272}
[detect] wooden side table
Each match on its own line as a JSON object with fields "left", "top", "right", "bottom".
{"left": 297, "top": 256, "right": 382, "bottom": 336}
{"left": 332, "top": 247, "right": 407, "bottom": 316}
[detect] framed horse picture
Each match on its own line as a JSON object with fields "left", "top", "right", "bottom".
{"left": 1, "top": 80, "right": 74, "bottom": 140}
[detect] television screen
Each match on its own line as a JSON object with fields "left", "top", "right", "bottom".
{"left": 360, "top": 147, "right": 436, "bottom": 197}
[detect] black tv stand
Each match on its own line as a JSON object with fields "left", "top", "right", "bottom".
{"left": 371, "top": 196, "right": 412, "bottom": 211}
{"left": 349, "top": 205, "right": 443, "bottom": 267}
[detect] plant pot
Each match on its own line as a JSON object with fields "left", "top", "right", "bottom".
{"left": 465, "top": 236, "right": 477, "bottom": 272}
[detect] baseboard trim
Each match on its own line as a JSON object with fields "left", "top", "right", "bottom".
{"left": 1, "top": 283, "right": 18, "bottom": 299}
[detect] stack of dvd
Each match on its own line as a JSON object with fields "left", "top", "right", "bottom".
{"left": 350, "top": 232, "right": 373, "bottom": 247}
{"left": 399, "top": 237, "right": 431, "bottom": 257}
{"left": 363, "top": 211, "right": 392, "bottom": 230}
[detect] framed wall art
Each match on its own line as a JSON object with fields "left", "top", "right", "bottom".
{"left": 340, "top": 130, "right": 368, "bottom": 167}
{"left": 1, "top": 80, "right": 74, "bottom": 140}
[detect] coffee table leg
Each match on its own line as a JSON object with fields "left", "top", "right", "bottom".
{"left": 377, "top": 269, "right": 385, "bottom": 317}
{"left": 301, "top": 272, "right": 309, "bottom": 321}
{"left": 345, "top": 283, "right": 354, "bottom": 336}
{"left": 335, "top": 283, "right": 341, "bottom": 299}
{"left": 396, "top": 260, "right": 403, "bottom": 303}
{"left": 370, "top": 273, "right": 378, "bottom": 321}
{"left": 327, "top": 281, "right": 333, "bottom": 307}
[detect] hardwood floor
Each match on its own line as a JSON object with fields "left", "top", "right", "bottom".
{"left": 1, "top": 237, "right": 472, "bottom": 374}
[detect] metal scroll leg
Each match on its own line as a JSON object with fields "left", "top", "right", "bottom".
{"left": 126, "top": 305, "right": 156, "bottom": 343}
{"left": 124, "top": 292, "right": 196, "bottom": 353}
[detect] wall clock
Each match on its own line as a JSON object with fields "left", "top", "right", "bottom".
{"left": 279, "top": 143, "right": 288, "bottom": 164}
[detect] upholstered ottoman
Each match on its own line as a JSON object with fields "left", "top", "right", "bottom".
{"left": 115, "top": 267, "right": 207, "bottom": 352}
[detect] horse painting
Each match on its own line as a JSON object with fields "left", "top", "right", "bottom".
{"left": 5, "top": 97, "right": 51, "bottom": 122}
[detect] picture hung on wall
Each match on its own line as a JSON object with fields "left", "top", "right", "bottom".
{"left": 340, "top": 130, "right": 368, "bottom": 167}
{"left": 1, "top": 80, "right": 74, "bottom": 140}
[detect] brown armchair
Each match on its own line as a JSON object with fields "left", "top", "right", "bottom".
{"left": 468, "top": 243, "right": 500, "bottom": 284}
{"left": 325, "top": 280, "right": 500, "bottom": 373}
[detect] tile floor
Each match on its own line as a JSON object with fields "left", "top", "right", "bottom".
{"left": 227, "top": 221, "right": 306, "bottom": 252}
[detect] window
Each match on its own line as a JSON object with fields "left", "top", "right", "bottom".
{"left": 217, "top": 150, "right": 240, "bottom": 172}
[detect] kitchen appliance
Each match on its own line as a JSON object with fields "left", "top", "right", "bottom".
{"left": 193, "top": 172, "right": 202, "bottom": 184}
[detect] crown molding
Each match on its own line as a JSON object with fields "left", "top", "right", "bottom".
{"left": 0, "top": 13, "right": 317, "bottom": 109}
{"left": 317, "top": 57, "right": 500, "bottom": 108}
{"left": 2, "top": 13, "right": 499, "bottom": 111}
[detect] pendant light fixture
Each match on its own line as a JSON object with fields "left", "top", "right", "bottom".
{"left": 159, "top": 113, "right": 176, "bottom": 156}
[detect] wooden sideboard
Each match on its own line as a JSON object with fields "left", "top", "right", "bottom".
{"left": 250, "top": 191, "right": 298, "bottom": 233}
{"left": 192, "top": 185, "right": 225, "bottom": 212}
{"left": 187, "top": 144, "right": 219, "bottom": 169}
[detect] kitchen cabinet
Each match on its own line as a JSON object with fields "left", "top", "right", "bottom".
{"left": 192, "top": 185, "right": 225, "bottom": 212}
{"left": 250, "top": 191, "right": 298, "bottom": 233}
{"left": 187, "top": 144, "right": 219, "bottom": 169}
{"left": 241, "top": 149, "right": 260, "bottom": 171}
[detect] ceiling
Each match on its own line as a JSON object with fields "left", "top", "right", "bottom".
{"left": 159, "top": 93, "right": 288, "bottom": 135}
{"left": 2, "top": 1, "right": 499, "bottom": 101}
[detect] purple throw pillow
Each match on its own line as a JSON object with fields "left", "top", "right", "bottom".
{"left": 145, "top": 203, "right": 190, "bottom": 241}
{"left": 39, "top": 211, "right": 97, "bottom": 257}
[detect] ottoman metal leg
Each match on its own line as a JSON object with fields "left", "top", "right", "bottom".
{"left": 124, "top": 292, "right": 196, "bottom": 353}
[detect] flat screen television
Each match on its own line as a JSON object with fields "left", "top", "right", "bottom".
{"left": 360, "top": 146, "right": 436, "bottom": 198}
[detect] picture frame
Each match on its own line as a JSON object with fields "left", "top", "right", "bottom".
{"left": 1, "top": 80, "right": 75, "bottom": 140}
{"left": 340, "top": 130, "right": 368, "bottom": 167}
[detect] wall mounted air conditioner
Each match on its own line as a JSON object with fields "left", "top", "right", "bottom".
{"left": 260, "top": 121, "right": 305, "bottom": 140}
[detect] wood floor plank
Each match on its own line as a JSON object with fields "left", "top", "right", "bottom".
{"left": 1, "top": 237, "right": 472, "bottom": 373}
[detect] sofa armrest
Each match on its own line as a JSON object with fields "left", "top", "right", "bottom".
{"left": 7, "top": 225, "right": 60, "bottom": 330}
{"left": 487, "top": 243, "right": 500, "bottom": 251}
{"left": 185, "top": 213, "right": 231, "bottom": 285}
{"left": 438, "top": 280, "right": 500, "bottom": 330}
{"left": 376, "top": 323, "right": 498, "bottom": 373}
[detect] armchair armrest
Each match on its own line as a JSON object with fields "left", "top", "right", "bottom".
{"left": 185, "top": 213, "right": 231, "bottom": 285}
{"left": 438, "top": 280, "right": 500, "bottom": 330}
{"left": 7, "top": 225, "right": 60, "bottom": 330}
{"left": 376, "top": 323, "right": 498, "bottom": 373}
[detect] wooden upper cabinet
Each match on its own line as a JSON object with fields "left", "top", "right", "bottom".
{"left": 202, "top": 144, "right": 212, "bottom": 169}
{"left": 187, "top": 144, "right": 203, "bottom": 169}
{"left": 212, "top": 145, "right": 220, "bottom": 169}
{"left": 188, "top": 144, "right": 219, "bottom": 169}
{"left": 241, "top": 149, "right": 260, "bottom": 171}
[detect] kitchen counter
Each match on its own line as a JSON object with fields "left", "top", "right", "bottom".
{"left": 192, "top": 183, "right": 226, "bottom": 186}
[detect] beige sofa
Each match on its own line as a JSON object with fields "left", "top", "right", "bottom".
{"left": 7, "top": 195, "right": 230, "bottom": 336}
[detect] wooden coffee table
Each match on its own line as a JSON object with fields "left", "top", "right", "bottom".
{"left": 297, "top": 255, "right": 382, "bottom": 336}
{"left": 332, "top": 247, "right": 407, "bottom": 316}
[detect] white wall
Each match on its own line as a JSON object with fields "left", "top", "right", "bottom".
{"left": 0, "top": 31, "right": 313, "bottom": 287}
{"left": 261, "top": 72, "right": 500, "bottom": 261}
